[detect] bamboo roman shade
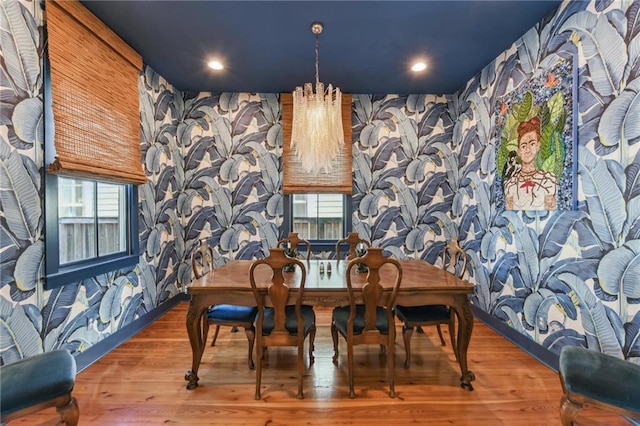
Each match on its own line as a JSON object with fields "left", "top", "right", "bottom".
{"left": 281, "top": 93, "right": 352, "bottom": 194}
{"left": 46, "top": 0, "right": 146, "bottom": 185}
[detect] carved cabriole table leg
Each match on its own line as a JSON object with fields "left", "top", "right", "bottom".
{"left": 451, "top": 296, "right": 475, "bottom": 391}
{"left": 185, "top": 297, "right": 209, "bottom": 390}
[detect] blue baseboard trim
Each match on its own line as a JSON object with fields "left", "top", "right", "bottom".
{"left": 471, "top": 305, "right": 559, "bottom": 372}
{"left": 74, "top": 293, "right": 189, "bottom": 372}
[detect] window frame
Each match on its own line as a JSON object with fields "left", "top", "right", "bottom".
{"left": 44, "top": 174, "right": 139, "bottom": 290}
{"left": 283, "top": 193, "right": 352, "bottom": 254}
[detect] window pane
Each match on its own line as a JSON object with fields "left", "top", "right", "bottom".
{"left": 59, "top": 177, "right": 96, "bottom": 264}
{"left": 97, "top": 182, "right": 126, "bottom": 256}
{"left": 292, "top": 194, "right": 343, "bottom": 240}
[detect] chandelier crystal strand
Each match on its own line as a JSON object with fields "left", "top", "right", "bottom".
{"left": 291, "top": 22, "right": 344, "bottom": 175}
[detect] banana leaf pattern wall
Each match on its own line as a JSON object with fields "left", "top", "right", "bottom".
{"left": 0, "top": 0, "right": 153, "bottom": 364}
{"left": 1, "top": 0, "right": 639, "bottom": 366}
{"left": 327, "top": 1, "right": 640, "bottom": 362}
{"left": 139, "top": 77, "right": 284, "bottom": 290}
{"left": 352, "top": 1, "right": 639, "bottom": 363}
{"left": 452, "top": 1, "right": 640, "bottom": 362}
{"left": 351, "top": 94, "right": 459, "bottom": 265}
{"left": 0, "top": 0, "right": 282, "bottom": 363}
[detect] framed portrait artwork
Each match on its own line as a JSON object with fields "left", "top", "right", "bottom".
{"left": 494, "top": 56, "right": 577, "bottom": 212}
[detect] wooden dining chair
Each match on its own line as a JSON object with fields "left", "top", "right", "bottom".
{"left": 277, "top": 232, "right": 312, "bottom": 261}
{"left": 192, "top": 239, "right": 258, "bottom": 369}
{"left": 331, "top": 247, "right": 403, "bottom": 398}
{"left": 249, "top": 248, "right": 316, "bottom": 399}
{"left": 335, "top": 232, "right": 371, "bottom": 261}
{"left": 394, "top": 239, "right": 466, "bottom": 368}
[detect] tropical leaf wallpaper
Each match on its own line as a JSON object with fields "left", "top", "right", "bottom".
{"left": 1, "top": 0, "right": 639, "bottom": 370}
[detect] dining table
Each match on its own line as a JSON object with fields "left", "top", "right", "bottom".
{"left": 184, "top": 258, "right": 476, "bottom": 391}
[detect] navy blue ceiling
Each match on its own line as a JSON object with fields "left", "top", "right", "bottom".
{"left": 80, "top": 1, "right": 562, "bottom": 95}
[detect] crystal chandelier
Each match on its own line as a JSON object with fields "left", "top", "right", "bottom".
{"left": 291, "top": 22, "right": 344, "bottom": 175}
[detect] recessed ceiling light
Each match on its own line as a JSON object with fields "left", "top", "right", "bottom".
{"left": 411, "top": 62, "right": 427, "bottom": 72}
{"left": 208, "top": 60, "right": 224, "bottom": 70}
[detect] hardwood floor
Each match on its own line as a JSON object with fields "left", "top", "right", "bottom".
{"left": 14, "top": 303, "right": 629, "bottom": 425}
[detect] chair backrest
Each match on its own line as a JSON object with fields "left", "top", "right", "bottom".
{"left": 249, "top": 248, "right": 307, "bottom": 338}
{"left": 345, "top": 247, "right": 402, "bottom": 334}
{"left": 277, "top": 232, "right": 312, "bottom": 261}
{"left": 443, "top": 239, "right": 467, "bottom": 279}
{"left": 335, "top": 232, "right": 371, "bottom": 261}
{"left": 192, "top": 238, "right": 214, "bottom": 279}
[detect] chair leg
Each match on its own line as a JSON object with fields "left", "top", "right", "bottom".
{"left": 436, "top": 324, "right": 446, "bottom": 346}
{"left": 559, "top": 394, "right": 582, "bottom": 426}
{"left": 347, "top": 340, "right": 355, "bottom": 399}
{"left": 308, "top": 325, "right": 316, "bottom": 366}
{"left": 331, "top": 323, "right": 339, "bottom": 363}
{"left": 210, "top": 325, "right": 221, "bottom": 347}
{"left": 201, "top": 318, "right": 209, "bottom": 355}
{"left": 402, "top": 325, "right": 414, "bottom": 368}
{"left": 388, "top": 334, "right": 396, "bottom": 398}
{"left": 57, "top": 396, "right": 79, "bottom": 426}
{"left": 255, "top": 343, "right": 263, "bottom": 400}
{"left": 245, "top": 327, "right": 256, "bottom": 370}
{"left": 448, "top": 315, "right": 458, "bottom": 361}
{"left": 297, "top": 338, "right": 305, "bottom": 399}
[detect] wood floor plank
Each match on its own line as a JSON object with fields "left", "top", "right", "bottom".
{"left": 12, "top": 303, "right": 630, "bottom": 425}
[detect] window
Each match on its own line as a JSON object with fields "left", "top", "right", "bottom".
{"left": 292, "top": 194, "right": 343, "bottom": 240}
{"left": 286, "top": 193, "right": 351, "bottom": 253}
{"left": 45, "top": 175, "right": 139, "bottom": 289}
{"left": 57, "top": 177, "right": 127, "bottom": 264}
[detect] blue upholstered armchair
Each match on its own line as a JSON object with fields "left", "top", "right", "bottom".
{"left": 558, "top": 346, "right": 640, "bottom": 425}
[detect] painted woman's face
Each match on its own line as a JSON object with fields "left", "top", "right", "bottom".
{"left": 518, "top": 130, "right": 540, "bottom": 165}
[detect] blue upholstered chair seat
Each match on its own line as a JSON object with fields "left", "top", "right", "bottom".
{"left": 332, "top": 305, "right": 390, "bottom": 335}
{"left": 262, "top": 305, "right": 315, "bottom": 336}
{"left": 208, "top": 304, "right": 258, "bottom": 323}
{"left": 560, "top": 346, "right": 640, "bottom": 414}
{"left": 394, "top": 304, "right": 450, "bottom": 323}
{"left": 394, "top": 304, "right": 454, "bottom": 368}
{"left": 1, "top": 349, "right": 77, "bottom": 418}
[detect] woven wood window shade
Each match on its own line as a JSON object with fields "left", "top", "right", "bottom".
{"left": 281, "top": 93, "right": 352, "bottom": 194}
{"left": 46, "top": 0, "right": 146, "bottom": 185}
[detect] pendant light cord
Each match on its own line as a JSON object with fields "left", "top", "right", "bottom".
{"left": 315, "top": 32, "right": 320, "bottom": 86}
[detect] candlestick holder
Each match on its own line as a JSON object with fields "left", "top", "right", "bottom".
{"left": 283, "top": 247, "right": 299, "bottom": 272}
{"left": 355, "top": 246, "right": 368, "bottom": 273}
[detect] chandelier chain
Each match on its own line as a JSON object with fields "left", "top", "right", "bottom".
{"left": 315, "top": 32, "right": 320, "bottom": 86}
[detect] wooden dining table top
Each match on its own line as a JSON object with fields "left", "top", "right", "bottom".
{"left": 187, "top": 258, "right": 474, "bottom": 295}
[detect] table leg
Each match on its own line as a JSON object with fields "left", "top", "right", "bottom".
{"left": 185, "top": 298, "right": 208, "bottom": 390}
{"left": 451, "top": 299, "right": 475, "bottom": 391}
